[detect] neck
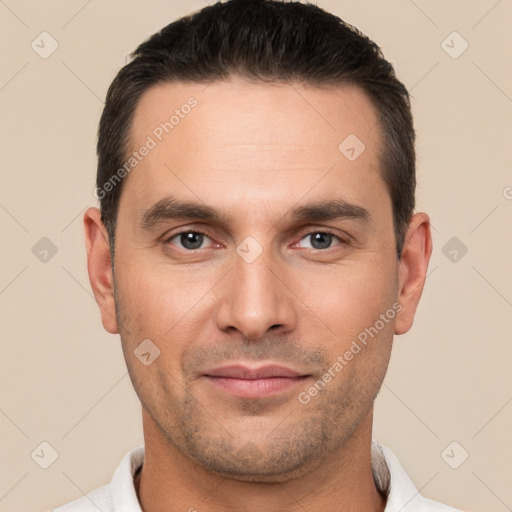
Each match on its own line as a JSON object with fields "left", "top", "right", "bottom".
{"left": 135, "top": 408, "right": 386, "bottom": 512}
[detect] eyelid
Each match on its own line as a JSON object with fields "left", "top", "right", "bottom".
{"left": 294, "top": 228, "right": 348, "bottom": 249}
{"left": 163, "top": 227, "right": 218, "bottom": 248}
{"left": 163, "top": 225, "right": 350, "bottom": 252}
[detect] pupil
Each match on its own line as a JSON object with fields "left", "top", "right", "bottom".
{"left": 311, "top": 232, "right": 331, "bottom": 249}
{"left": 181, "top": 232, "right": 203, "bottom": 250}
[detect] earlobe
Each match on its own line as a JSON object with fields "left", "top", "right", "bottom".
{"left": 83, "top": 207, "right": 119, "bottom": 334}
{"left": 394, "top": 213, "right": 433, "bottom": 336}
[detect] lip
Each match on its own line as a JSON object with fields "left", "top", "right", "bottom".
{"left": 202, "top": 364, "right": 310, "bottom": 398}
{"left": 203, "top": 364, "right": 305, "bottom": 379}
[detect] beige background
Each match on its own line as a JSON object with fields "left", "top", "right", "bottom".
{"left": 1, "top": 1, "right": 511, "bottom": 511}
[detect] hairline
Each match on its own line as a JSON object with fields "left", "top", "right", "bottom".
{"left": 109, "top": 76, "right": 395, "bottom": 258}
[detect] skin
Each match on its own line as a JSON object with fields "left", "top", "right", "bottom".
{"left": 84, "top": 77, "right": 432, "bottom": 512}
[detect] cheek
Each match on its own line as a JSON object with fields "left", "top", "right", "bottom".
{"left": 115, "top": 256, "right": 217, "bottom": 341}
{"left": 114, "top": 262, "right": 208, "bottom": 406}
{"left": 296, "top": 257, "right": 398, "bottom": 346}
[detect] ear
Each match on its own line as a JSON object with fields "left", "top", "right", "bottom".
{"left": 394, "top": 212, "right": 433, "bottom": 335}
{"left": 83, "top": 207, "right": 119, "bottom": 334}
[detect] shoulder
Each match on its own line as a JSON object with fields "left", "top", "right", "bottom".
{"left": 374, "top": 441, "right": 465, "bottom": 512}
{"left": 51, "top": 484, "right": 112, "bottom": 511}
{"left": 50, "top": 445, "right": 144, "bottom": 512}
{"left": 411, "top": 496, "right": 464, "bottom": 512}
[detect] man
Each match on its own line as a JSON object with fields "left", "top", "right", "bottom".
{"left": 53, "top": 0, "right": 462, "bottom": 510}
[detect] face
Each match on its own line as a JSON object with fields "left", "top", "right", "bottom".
{"left": 87, "top": 77, "right": 428, "bottom": 482}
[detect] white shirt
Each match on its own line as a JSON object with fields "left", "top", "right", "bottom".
{"left": 52, "top": 441, "right": 462, "bottom": 511}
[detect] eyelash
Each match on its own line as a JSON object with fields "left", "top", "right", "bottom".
{"left": 163, "top": 228, "right": 348, "bottom": 252}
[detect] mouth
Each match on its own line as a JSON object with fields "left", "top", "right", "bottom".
{"left": 202, "top": 364, "right": 311, "bottom": 398}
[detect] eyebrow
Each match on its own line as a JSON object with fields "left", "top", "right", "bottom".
{"left": 138, "top": 195, "right": 371, "bottom": 230}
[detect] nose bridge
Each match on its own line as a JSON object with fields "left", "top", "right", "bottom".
{"left": 215, "top": 241, "right": 296, "bottom": 339}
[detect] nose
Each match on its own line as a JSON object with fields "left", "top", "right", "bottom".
{"left": 215, "top": 247, "right": 297, "bottom": 340}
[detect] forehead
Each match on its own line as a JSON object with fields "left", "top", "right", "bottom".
{"left": 122, "top": 77, "right": 385, "bottom": 217}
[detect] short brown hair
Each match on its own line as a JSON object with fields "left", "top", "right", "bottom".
{"left": 96, "top": 0, "right": 415, "bottom": 259}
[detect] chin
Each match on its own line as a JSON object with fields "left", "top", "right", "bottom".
{"left": 185, "top": 439, "right": 320, "bottom": 483}
{"left": 199, "top": 460, "right": 315, "bottom": 483}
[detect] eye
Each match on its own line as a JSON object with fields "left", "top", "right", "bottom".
{"left": 297, "top": 231, "right": 344, "bottom": 250}
{"left": 165, "top": 231, "right": 215, "bottom": 251}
